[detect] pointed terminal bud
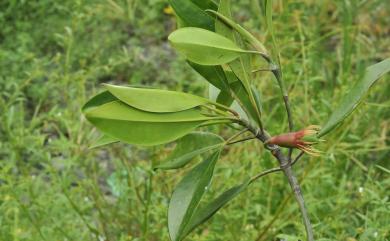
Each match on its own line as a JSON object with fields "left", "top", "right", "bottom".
{"left": 265, "top": 125, "right": 324, "bottom": 156}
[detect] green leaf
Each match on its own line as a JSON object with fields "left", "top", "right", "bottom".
{"left": 264, "top": 0, "right": 277, "bottom": 47}
{"left": 318, "top": 58, "right": 390, "bottom": 137}
{"left": 172, "top": 1, "right": 229, "bottom": 96}
{"left": 208, "top": 82, "right": 238, "bottom": 108}
{"left": 168, "top": 151, "right": 220, "bottom": 241}
{"left": 190, "top": 0, "right": 218, "bottom": 12}
{"left": 208, "top": 83, "right": 220, "bottom": 101}
{"left": 226, "top": 72, "right": 260, "bottom": 124}
{"left": 229, "top": 51, "right": 252, "bottom": 97}
{"left": 251, "top": 84, "right": 263, "bottom": 113}
{"left": 183, "top": 181, "right": 249, "bottom": 237}
{"left": 155, "top": 132, "right": 224, "bottom": 170}
{"left": 90, "top": 134, "right": 119, "bottom": 149}
{"left": 169, "top": 27, "right": 256, "bottom": 66}
{"left": 209, "top": 84, "right": 249, "bottom": 120}
{"left": 213, "top": 3, "right": 262, "bottom": 125}
{"left": 215, "top": 0, "right": 234, "bottom": 40}
{"left": 216, "top": 89, "right": 235, "bottom": 106}
{"left": 82, "top": 91, "right": 117, "bottom": 112}
{"left": 208, "top": 9, "right": 268, "bottom": 54}
{"left": 84, "top": 100, "right": 216, "bottom": 146}
{"left": 215, "top": 0, "right": 251, "bottom": 93}
{"left": 168, "top": 0, "right": 215, "bottom": 31}
{"left": 104, "top": 84, "right": 209, "bottom": 113}
{"left": 188, "top": 62, "right": 229, "bottom": 91}
{"left": 215, "top": 0, "right": 252, "bottom": 94}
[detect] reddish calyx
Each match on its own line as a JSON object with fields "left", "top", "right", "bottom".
{"left": 265, "top": 125, "right": 324, "bottom": 156}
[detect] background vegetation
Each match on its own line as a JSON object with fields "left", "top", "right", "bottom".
{"left": 0, "top": 0, "right": 389, "bottom": 240}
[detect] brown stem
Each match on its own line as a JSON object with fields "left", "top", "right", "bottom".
{"left": 239, "top": 119, "right": 314, "bottom": 241}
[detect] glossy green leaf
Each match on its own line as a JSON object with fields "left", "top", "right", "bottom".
{"left": 209, "top": 80, "right": 248, "bottom": 121}
{"left": 215, "top": 0, "right": 234, "bottom": 40}
{"left": 215, "top": 0, "right": 251, "bottom": 93}
{"left": 187, "top": 62, "right": 229, "bottom": 91}
{"left": 251, "top": 85, "right": 263, "bottom": 113}
{"left": 168, "top": 0, "right": 215, "bottom": 31}
{"left": 90, "top": 134, "right": 119, "bottom": 149}
{"left": 82, "top": 91, "right": 117, "bottom": 112}
{"left": 318, "top": 58, "right": 390, "bottom": 137}
{"left": 183, "top": 180, "right": 250, "bottom": 237}
{"left": 208, "top": 9, "right": 268, "bottom": 54}
{"left": 104, "top": 84, "right": 209, "bottom": 113}
{"left": 216, "top": 89, "right": 235, "bottom": 106}
{"left": 168, "top": 151, "right": 220, "bottom": 241}
{"left": 190, "top": 0, "right": 218, "bottom": 12}
{"left": 169, "top": 27, "right": 256, "bottom": 66}
{"left": 172, "top": 1, "right": 228, "bottom": 95}
{"left": 208, "top": 83, "right": 233, "bottom": 107}
{"left": 213, "top": 3, "right": 262, "bottom": 125}
{"left": 208, "top": 83, "right": 220, "bottom": 102}
{"left": 207, "top": 79, "right": 248, "bottom": 120}
{"left": 225, "top": 71, "right": 260, "bottom": 124}
{"left": 215, "top": 0, "right": 252, "bottom": 94}
{"left": 84, "top": 100, "right": 215, "bottom": 146}
{"left": 229, "top": 50, "right": 252, "bottom": 96}
{"left": 155, "top": 132, "right": 224, "bottom": 170}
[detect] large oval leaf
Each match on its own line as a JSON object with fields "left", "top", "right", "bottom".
{"left": 171, "top": 0, "right": 229, "bottom": 95}
{"left": 168, "top": 27, "right": 255, "bottom": 66}
{"left": 168, "top": 0, "right": 215, "bottom": 31}
{"left": 104, "top": 84, "right": 209, "bottom": 113}
{"left": 168, "top": 151, "right": 220, "bottom": 241}
{"left": 318, "top": 58, "right": 390, "bottom": 137}
{"left": 155, "top": 132, "right": 224, "bottom": 170}
{"left": 183, "top": 180, "right": 250, "bottom": 238}
{"left": 84, "top": 101, "right": 214, "bottom": 146}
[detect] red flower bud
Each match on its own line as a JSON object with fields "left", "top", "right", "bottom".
{"left": 265, "top": 125, "right": 323, "bottom": 156}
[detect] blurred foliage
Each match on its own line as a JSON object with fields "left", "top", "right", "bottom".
{"left": 0, "top": 0, "right": 389, "bottom": 240}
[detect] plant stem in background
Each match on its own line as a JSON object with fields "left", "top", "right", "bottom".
{"left": 142, "top": 170, "right": 154, "bottom": 239}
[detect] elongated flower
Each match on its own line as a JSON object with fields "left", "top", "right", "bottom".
{"left": 265, "top": 125, "right": 323, "bottom": 156}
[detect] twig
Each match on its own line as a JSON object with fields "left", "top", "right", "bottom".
{"left": 249, "top": 151, "right": 305, "bottom": 184}
{"left": 252, "top": 68, "right": 273, "bottom": 73}
{"left": 249, "top": 167, "right": 281, "bottom": 184}
{"left": 238, "top": 118, "right": 314, "bottom": 241}
{"left": 227, "top": 136, "right": 256, "bottom": 145}
{"left": 292, "top": 151, "right": 305, "bottom": 165}
{"left": 225, "top": 128, "right": 250, "bottom": 144}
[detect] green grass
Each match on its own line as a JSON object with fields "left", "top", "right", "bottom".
{"left": 0, "top": 0, "right": 389, "bottom": 240}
